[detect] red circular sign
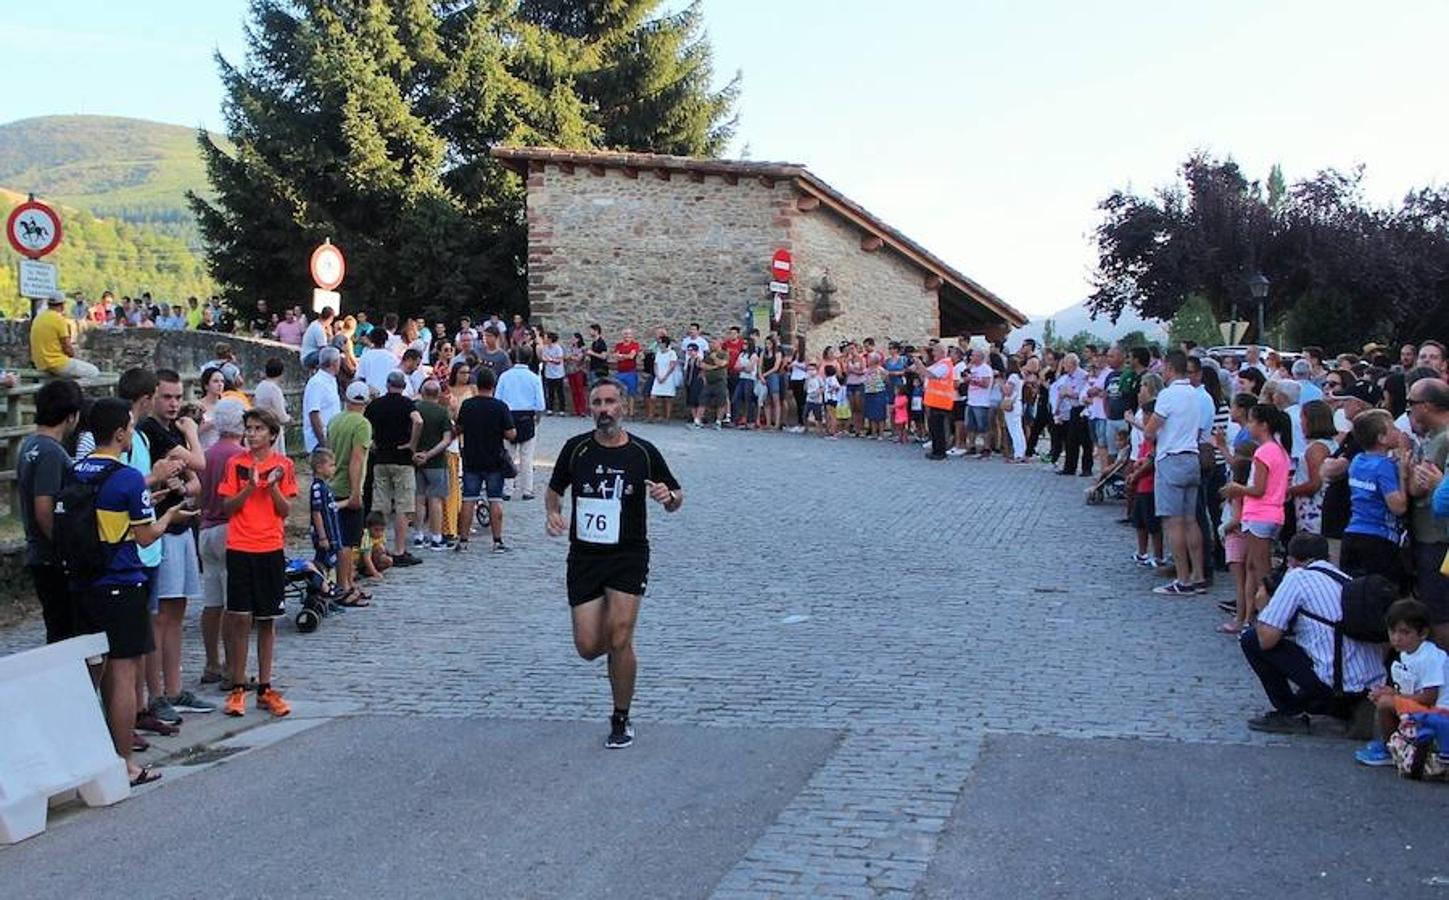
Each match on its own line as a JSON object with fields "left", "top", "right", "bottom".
{"left": 771, "top": 248, "right": 792, "bottom": 281}
{"left": 6, "top": 200, "right": 63, "bottom": 259}
{"left": 310, "top": 242, "right": 346, "bottom": 290}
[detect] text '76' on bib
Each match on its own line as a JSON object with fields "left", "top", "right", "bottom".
{"left": 575, "top": 496, "right": 621, "bottom": 545}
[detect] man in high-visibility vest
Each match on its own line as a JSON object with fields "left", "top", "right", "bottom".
{"left": 912, "top": 345, "right": 956, "bottom": 460}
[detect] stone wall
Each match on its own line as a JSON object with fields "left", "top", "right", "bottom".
{"left": 0, "top": 322, "right": 305, "bottom": 388}
{"left": 524, "top": 162, "right": 945, "bottom": 351}
{"left": 527, "top": 165, "right": 795, "bottom": 336}
{"left": 789, "top": 207, "right": 939, "bottom": 350}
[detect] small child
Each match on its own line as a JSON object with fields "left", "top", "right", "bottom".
{"left": 823, "top": 365, "right": 842, "bottom": 439}
{"left": 1356, "top": 599, "right": 1447, "bottom": 766}
{"left": 909, "top": 374, "right": 925, "bottom": 438}
{"left": 361, "top": 510, "right": 393, "bottom": 577}
{"left": 805, "top": 364, "right": 825, "bottom": 434}
{"left": 1342, "top": 409, "right": 1409, "bottom": 582}
{"left": 1126, "top": 403, "right": 1162, "bottom": 568}
{"left": 893, "top": 384, "right": 910, "bottom": 444}
{"left": 1223, "top": 404, "right": 1291, "bottom": 609}
{"left": 309, "top": 448, "right": 341, "bottom": 578}
{"left": 1218, "top": 440, "right": 1258, "bottom": 633}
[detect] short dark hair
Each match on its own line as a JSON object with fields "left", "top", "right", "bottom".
{"left": 589, "top": 323, "right": 602, "bottom": 334}
{"left": 365, "top": 510, "right": 386, "bottom": 529}
{"left": 510, "top": 346, "right": 531, "bottom": 365}
{"left": 1406, "top": 365, "right": 1442, "bottom": 389}
{"left": 1131, "top": 347, "right": 1151, "bottom": 367}
{"left": 264, "top": 357, "right": 285, "bottom": 378}
{"left": 155, "top": 368, "right": 181, "bottom": 385}
{"left": 1351, "top": 408, "right": 1393, "bottom": 450}
{"left": 117, "top": 367, "right": 158, "bottom": 402}
{"left": 402, "top": 348, "right": 423, "bottom": 363}
{"left": 88, "top": 397, "right": 133, "bottom": 446}
{"left": 1385, "top": 598, "right": 1432, "bottom": 634}
{"left": 1286, "top": 532, "right": 1330, "bottom": 563}
{"left": 1164, "top": 350, "right": 1188, "bottom": 376}
{"left": 244, "top": 407, "right": 281, "bottom": 438}
{"left": 35, "top": 379, "right": 83, "bottom": 427}
{"left": 475, "top": 366, "right": 497, "bottom": 391}
{"left": 370, "top": 328, "right": 389, "bottom": 347}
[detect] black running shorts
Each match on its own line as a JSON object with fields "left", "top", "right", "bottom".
{"left": 77, "top": 583, "right": 153, "bottom": 659}
{"left": 566, "top": 549, "right": 650, "bottom": 607}
{"left": 226, "top": 549, "right": 286, "bottom": 619}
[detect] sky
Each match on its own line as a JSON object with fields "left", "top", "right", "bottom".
{"left": 2, "top": 0, "right": 1446, "bottom": 318}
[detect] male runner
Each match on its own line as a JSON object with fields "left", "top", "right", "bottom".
{"left": 545, "top": 377, "right": 683, "bottom": 749}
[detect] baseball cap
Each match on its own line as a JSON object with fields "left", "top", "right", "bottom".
{"left": 46, "top": 290, "right": 65, "bottom": 306}
{"left": 345, "top": 381, "right": 371, "bottom": 403}
{"left": 1331, "top": 380, "right": 1379, "bottom": 406}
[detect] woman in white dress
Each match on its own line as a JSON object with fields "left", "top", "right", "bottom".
{"left": 648, "top": 335, "right": 680, "bottom": 423}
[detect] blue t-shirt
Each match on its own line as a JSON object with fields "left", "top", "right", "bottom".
{"left": 73, "top": 453, "right": 155, "bottom": 588}
{"left": 1346, "top": 451, "right": 1402, "bottom": 542}
{"left": 310, "top": 478, "right": 340, "bottom": 551}
{"left": 120, "top": 429, "right": 163, "bottom": 568}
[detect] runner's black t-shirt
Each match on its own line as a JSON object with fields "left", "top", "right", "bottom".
{"left": 548, "top": 433, "right": 680, "bottom": 555}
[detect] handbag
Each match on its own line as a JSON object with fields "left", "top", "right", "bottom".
{"left": 496, "top": 447, "right": 518, "bottom": 479}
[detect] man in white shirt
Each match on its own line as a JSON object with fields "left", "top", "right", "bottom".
{"left": 680, "top": 323, "right": 709, "bottom": 357}
{"left": 1145, "top": 350, "right": 1208, "bottom": 595}
{"left": 301, "top": 306, "right": 333, "bottom": 369}
{"left": 1241, "top": 533, "right": 1385, "bottom": 733}
{"left": 358, "top": 328, "right": 401, "bottom": 397}
{"left": 401, "top": 349, "right": 430, "bottom": 398}
{"left": 495, "top": 348, "right": 546, "bottom": 499}
{"left": 960, "top": 349, "right": 995, "bottom": 457}
{"left": 303, "top": 347, "right": 344, "bottom": 451}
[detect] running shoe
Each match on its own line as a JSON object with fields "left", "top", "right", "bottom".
{"left": 223, "top": 687, "right": 248, "bottom": 717}
{"left": 945, "top": 447, "right": 966, "bottom": 457}
{"left": 1354, "top": 740, "right": 1393, "bottom": 767}
{"left": 428, "top": 539, "right": 449, "bottom": 552}
{"left": 256, "top": 688, "right": 291, "bottom": 718}
{"left": 148, "top": 696, "right": 182, "bottom": 725}
{"left": 1131, "top": 552, "right": 1151, "bottom": 565}
{"left": 1152, "top": 581, "right": 1198, "bottom": 596}
{"left": 1247, "top": 711, "right": 1310, "bottom": 734}
{"left": 492, "top": 541, "right": 511, "bottom": 553}
{"left": 169, "top": 690, "right": 216, "bottom": 714}
{"left": 411, "top": 534, "right": 426, "bottom": 548}
{"left": 521, "top": 493, "right": 535, "bottom": 501}
{"left": 393, "top": 552, "right": 423, "bottom": 567}
{"left": 199, "top": 669, "right": 225, "bottom": 686}
{"left": 605, "top": 714, "right": 634, "bottom": 750}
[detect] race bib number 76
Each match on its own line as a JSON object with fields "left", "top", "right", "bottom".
{"left": 575, "top": 496, "right": 621, "bottom": 545}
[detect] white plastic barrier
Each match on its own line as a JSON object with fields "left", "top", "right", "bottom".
{"left": 0, "top": 633, "right": 130, "bottom": 843}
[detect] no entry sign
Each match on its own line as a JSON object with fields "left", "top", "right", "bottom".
{"left": 770, "top": 249, "right": 792, "bottom": 284}
{"left": 310, "top": 241, "right": 346, "bottom": 291}
{"left": 6, "top": 199, "right": 63, "bottom": 259}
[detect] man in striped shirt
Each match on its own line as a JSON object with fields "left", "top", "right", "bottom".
{"left": 1240, "top": 532, "right": 1385, "bottom": 733}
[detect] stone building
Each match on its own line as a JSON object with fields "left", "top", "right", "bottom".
{"left": 493, "top": 147, "right": 1025, "bottom": 349}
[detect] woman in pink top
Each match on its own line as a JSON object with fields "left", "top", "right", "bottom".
{"left": 1222, "top": 403, "right": 1292, "bottom": 618}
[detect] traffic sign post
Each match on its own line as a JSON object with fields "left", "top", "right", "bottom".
{"left": 309, "top": 240, "right": 346, "bottom": 291}
{"left": 6, "top": 197, "right": 63, "bottom": 259}
{"left": 770, "top": 249, "right": 792, "bottom": 289}
{"left": 18, "top": 259, "right": 58, "bottom": 300}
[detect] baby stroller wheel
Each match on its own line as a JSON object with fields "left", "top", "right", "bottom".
{"left": 476, "top": 503, "right": 491, "bottom": 529}
{"left": 295, "top": 607, "right": 320, "bottom": 634}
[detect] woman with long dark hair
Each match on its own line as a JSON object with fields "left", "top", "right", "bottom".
{"left": 565, "top": 333, "right": 588, "bottom": 416}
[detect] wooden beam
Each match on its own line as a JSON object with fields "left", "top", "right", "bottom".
{"left": 924, "top": 274, "right": 943, "bottom": 292}
{"left": 558, "top": 162, "right": 575, "bottom": 175}
{"left": 588, "top": 164, "right": 606, "bottom": 177}
{"left": 796, "top": 196, "right": 820, "bottom": 212}
{"left": 655, "top": 168, "right": 672, "bottom": 181}
{"left": 861, "top": 235, "right": 883, "bottom": 252}
{"left": 622, "top": 166, "right": 639, "bottom": 180}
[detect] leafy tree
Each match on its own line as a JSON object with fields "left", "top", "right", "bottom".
{"left": 1167, "top": 294, "right": 1221, "bottom": 348}
{"left": 1116, "top": 328, "right": 1161, "bottom": 354}
{"left": 191, "top": 0, "right": 739, "bottom": 323}
{"left": 1040, "top": 317, "right": 1058, "bottom": 350}
{"left": 1063, "top": 330, "right": 1107, "bottom": 356}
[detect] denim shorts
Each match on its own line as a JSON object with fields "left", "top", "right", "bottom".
{"left": 462, "top": 469, "right": 506, "bottom": 502}
{"left": 1153, "top": 452, "right": 1201, "bottom": 518}
{"left": 966, "top": 405, "right": 990, "bottom": 432}
{"left": 1243, "top": 520, "right": 1281, "bottom": 540}
{"left": 1091, "top": 418, "right": 1109, "bottom": 447}
{"left": 766, "top": 373, "right": 786, "bottom": 396}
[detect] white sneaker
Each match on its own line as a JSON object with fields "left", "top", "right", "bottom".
{"left": 945, "top": 447, "right": 966, "bottom": 457}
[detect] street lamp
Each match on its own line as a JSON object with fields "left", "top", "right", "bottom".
{"left": 1248, "top": 273, "right": 1270, "bottom": 345}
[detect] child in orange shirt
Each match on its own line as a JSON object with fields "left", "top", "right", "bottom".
{"left": 218, "top": 408, "right": 298, "bottom": 718}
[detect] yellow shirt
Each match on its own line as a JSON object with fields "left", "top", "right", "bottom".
{"left": 187, "top": 307, "right": 204, "bottom": 328}
{"left": 29, "top": 308, "right": 73, "bottom": 373}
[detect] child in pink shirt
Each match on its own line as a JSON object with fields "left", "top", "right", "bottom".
{"left": 1223, "top": 404, "right": 1292, "bottom": 618}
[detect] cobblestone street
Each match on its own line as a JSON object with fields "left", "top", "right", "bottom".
{"left": 1, "top": 417, "right": 1346, "bottom": 897}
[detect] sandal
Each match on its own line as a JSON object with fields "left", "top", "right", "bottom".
{"left": 1216, "top": 620, "right": 1243, "bottom": 634}
{"left": 132, "top": 735, "right": 150, "bottom": 753}
{"left": 129, "top": 767, "right": 162, "bottom": 787}
{"left": 335, "top": 589, "right": 372, "bottom": 608}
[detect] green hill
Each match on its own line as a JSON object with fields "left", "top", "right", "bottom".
{"left": 0, "top": 115, "right": 228, "bottom": 243}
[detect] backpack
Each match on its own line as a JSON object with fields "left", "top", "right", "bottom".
{"left": 1293, "top": 563, "right": 1396, "bottom": 692}
{"left": 52, "top": 459, "right": 125, "bottom": 585}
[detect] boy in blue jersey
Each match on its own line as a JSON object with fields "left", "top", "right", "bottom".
{"left": 74, "top": 398, "right": 199, "bottom": 786}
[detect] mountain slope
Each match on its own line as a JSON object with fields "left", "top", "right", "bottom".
{"left": 1010, "top": 300, "right": 1167, "bottom": 345}
{"left": 0, "top": 114, "right": 226, "bottom": 241}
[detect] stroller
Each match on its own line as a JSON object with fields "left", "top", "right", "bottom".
{"left": 285, "top": 558, "right": 338, "bottom": 633}
{"left": 1086, "top": 454, "right": 1129, "bottom": 505}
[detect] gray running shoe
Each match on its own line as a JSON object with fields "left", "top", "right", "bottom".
{"left": 149, "top": 695, "right": 183, "bottom": 725}
{"left": 169, "top": 690, "right": 217, "bottom": 714}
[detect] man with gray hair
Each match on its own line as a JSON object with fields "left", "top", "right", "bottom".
{"left": 198, "top": 399, "right": 248, "bottom": 686}
{"left": 496, "top": 346, "right": 546, "bottom": 500}
{"left": 303, "top": 346, "right": 343, "bottom": 453}
{"left": 1292, "top": 358, "right": 1323, "bottom": 403}
{"left": 1269, "top": 379, "right": 1306, "bottom": 472}
{"left": 366, "top": 370, "right": 424, "bottom": 566}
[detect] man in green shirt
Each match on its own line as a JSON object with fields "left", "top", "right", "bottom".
{"left": 328, "top": 381, "right": 374, "bottom": 598}
{"left": 411, "top": 380, "right": 455, "bottom": 551}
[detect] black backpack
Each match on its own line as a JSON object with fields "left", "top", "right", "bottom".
{"left": 53, "top": 459, "right": 125, "bottom": 585}
{"left": 1293, "top": 563, "right": 1396, "bottom": 693}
